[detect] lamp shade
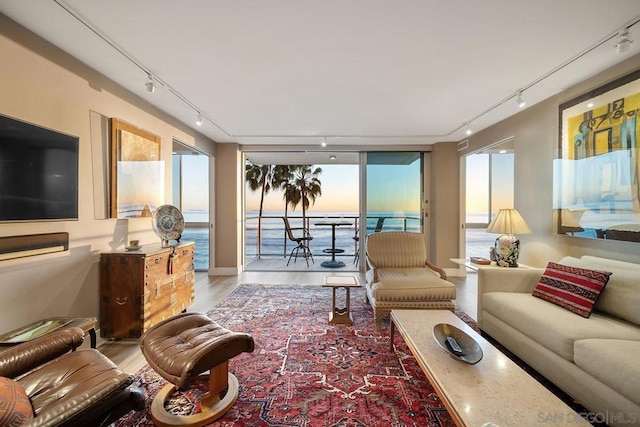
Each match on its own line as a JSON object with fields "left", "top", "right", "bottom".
{"left": 486, "top": 209, "right": 531, "bottom": 235}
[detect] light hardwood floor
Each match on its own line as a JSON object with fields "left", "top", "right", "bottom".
{"left": 96, "top": 270, "right": 476, "bottom": 374}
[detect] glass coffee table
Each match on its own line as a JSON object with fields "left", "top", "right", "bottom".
{"left": 0, "top": 317, "right": 97, "bottom": 349}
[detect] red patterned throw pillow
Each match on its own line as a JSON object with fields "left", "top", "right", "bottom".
{"left": 532, "top": 262, "right": 612, "bottom": 318}
{"left": 0, "top": 377, "right": 34, "bottom": 426}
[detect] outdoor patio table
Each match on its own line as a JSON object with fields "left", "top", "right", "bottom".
{"left": 315, "top": 220, "right": 352, "bottom": 268}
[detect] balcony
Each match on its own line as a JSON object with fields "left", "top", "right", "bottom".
{"left": 182, "top": 214, "right": 496, "bottom": 272}
{"left": 244, "top": 214, "right": 420, "bottom": 271}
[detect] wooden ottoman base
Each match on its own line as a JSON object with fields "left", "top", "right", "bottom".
{"left": 151, "top": 361, "right": 239, "bottom": 427}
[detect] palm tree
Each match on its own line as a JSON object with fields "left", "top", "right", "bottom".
{"left": 286, "top": 165, "right": 322, "bottom": 228}
{"left": 276, "top": 166, "right": 295, "bottom": 218}
{"left": 245, "top": 161, "right": 282, "bottom": 257}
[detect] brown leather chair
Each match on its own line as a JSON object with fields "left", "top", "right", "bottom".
{"left": 0, "top": 327, "right": 144, "bottom": 427}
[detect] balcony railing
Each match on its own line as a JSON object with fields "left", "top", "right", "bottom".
{"left": 244, "top": 214, "right": 421, "bottom": 260}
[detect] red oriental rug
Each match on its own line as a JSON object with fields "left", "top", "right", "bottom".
{"left": 115, "top": 283, "right": 459, "bottom": 426}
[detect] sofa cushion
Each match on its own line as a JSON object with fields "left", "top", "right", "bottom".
{"left": 482, "top": 292, "right": 640, "bottom": 361}
{"left": 366, "top": 268, "right": 456, "bottom": 302}
{"left": 574, "top": 339, "right": 640, "bottom": 406}
{"left": 559, "top": 257, "right": 640, "bottom": 325}
{"left": 0, "top": 377, "right": 34, "bottom": 426}
{"left": 532, "top": 261, "right": 611, "bottom": 318}
{"left": 579, "top": 256, "right": 640, "bottom": 271}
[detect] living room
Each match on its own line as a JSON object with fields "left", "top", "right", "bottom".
{"left": 1, "top": 3, "right": 640, "bottom": 426}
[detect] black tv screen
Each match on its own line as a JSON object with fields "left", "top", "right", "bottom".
{"left": 0, "top": 114, "right": 79, "bottom": 221}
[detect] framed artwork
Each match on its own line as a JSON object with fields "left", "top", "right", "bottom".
{"left": 110, "top": 118, "right": 164, "bottom": 218}
{"left": 555, "top": 69, "right": 640, "bottom": 243}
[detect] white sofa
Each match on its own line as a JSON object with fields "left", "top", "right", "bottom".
{"left": 478, "top": 256, "right": 640, "bottom": 426}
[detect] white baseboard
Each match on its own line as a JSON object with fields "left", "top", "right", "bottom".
{"left": 209, "top": 266, "right": 241, "bottom": 276}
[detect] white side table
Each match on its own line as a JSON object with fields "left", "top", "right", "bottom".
{"left": 450, "top": 258, "right": 530, "bottom": 272}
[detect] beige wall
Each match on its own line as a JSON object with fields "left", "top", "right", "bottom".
{"left": 429, "top": 142, "right": 460, "bottom": 267}
{"left": 213, "top": 144, "right": 243, "bottom": 274}
{"left": 0, "top": 15, "right": 216, "bottom": 331}
{"left": 459, "top": 53, "right": 640, "bottom": 266}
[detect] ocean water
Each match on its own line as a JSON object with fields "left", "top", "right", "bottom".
{"left": 181, "top": 209, "right": 495, "bottom": 269}
{"left": 180, "top": 227, "right": 209, "bottom": 271}
{"left": 244, "top": 211, "right": 421, "bottom": 258}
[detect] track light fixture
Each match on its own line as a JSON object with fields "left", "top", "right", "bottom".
{"left": 465, "top": 123, "right": 473, "bottom": 135}
{"left": 321, "top": 137, "right": 327, "bottom": 147}
{"left": 145, "top": 73, "right": 156, "bottom": 93}
{"left": 516, "top": 92, "right": 526, "bottom": 108}
{"left": 196, "top": 112, "right": 203, "bottom": 126}
{"left": 615, "top": 28, "right": 633, "bottom": 54}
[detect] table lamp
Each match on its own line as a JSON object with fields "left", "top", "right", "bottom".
{"left": 486, "top": 208, "right": 531, "bottom": 267}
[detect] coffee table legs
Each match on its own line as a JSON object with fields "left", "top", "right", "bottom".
{"left": 329, "top": 286, "right": 353, "bottom": 325}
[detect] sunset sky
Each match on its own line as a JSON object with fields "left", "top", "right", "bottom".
{"left": 181, "top": 153, "right": 512, "bottom": 217}
{"left": 246, "top": 164, "right": 360, "bottom": 213}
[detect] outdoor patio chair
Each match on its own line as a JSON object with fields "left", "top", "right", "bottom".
{"left": 283, "top": 217, "right": 314, "bottom": 267}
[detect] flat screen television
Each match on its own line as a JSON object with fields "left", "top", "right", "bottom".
{"left": 0, "top": 114, "right": 79, "bottom": 222}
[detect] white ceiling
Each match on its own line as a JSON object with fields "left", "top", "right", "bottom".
{"left": 2, "top": 0, "right": 640, "bottom": 148}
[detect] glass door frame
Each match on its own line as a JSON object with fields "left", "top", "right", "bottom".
{"left": 240, "top": 149, "right": 431, "bottom": 273}
{"left": 458, "top": 137, "right": 515, "bottom": 274}
{"left": 172, "top": 139, "right": 212, "bottom": 272}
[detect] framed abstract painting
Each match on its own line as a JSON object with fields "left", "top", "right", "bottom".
{"left": 555, "top": 69, "right": 640, "bottom": 243}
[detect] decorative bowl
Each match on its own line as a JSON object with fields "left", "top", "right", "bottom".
{"left": 433, "top": 323, "right": 483, "bottom": 364}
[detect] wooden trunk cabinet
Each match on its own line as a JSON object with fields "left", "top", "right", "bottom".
{"left": 100, "top": 242, "right": 195, "bottom": 340}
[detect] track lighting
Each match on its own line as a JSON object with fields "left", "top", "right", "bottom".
{"left": 465, "top": 123, "right": 473, "bottom": 135}
{"left": 145, "top": 74, "right": 156, "bottom": 93}
{"left": 196, "top": 112, "right": 203, "bottom": 126}
{"left": 516, "top": 92, "right": 526, "bottom": 108}
{"left": 615, "top": 28, "right": 633, "bottom": 54}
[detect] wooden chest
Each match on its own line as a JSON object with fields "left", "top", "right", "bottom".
{"left": 99, "top": 242, "right": 195, "bottom": 339}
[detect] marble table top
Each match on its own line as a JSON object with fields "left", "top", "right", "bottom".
{"left": 390, "top": 310, "right": 591, "bottom": 426}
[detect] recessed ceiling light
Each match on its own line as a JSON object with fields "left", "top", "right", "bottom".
{"left": 329, "top": 155, "right": 336, "bottom": 160}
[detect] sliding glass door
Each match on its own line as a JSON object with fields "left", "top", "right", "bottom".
{"left": 365, "top": 152, "right": 423, "bottom": 235}
{"left": 464, "top": 142, "right": 514, "bottom": 258}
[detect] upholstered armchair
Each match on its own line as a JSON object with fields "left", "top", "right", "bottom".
{"left": 0, "top": 327, "right": 144, "bottom": 426}
{"left": 365, "top": 231, "right": 456, "bottom": 330}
